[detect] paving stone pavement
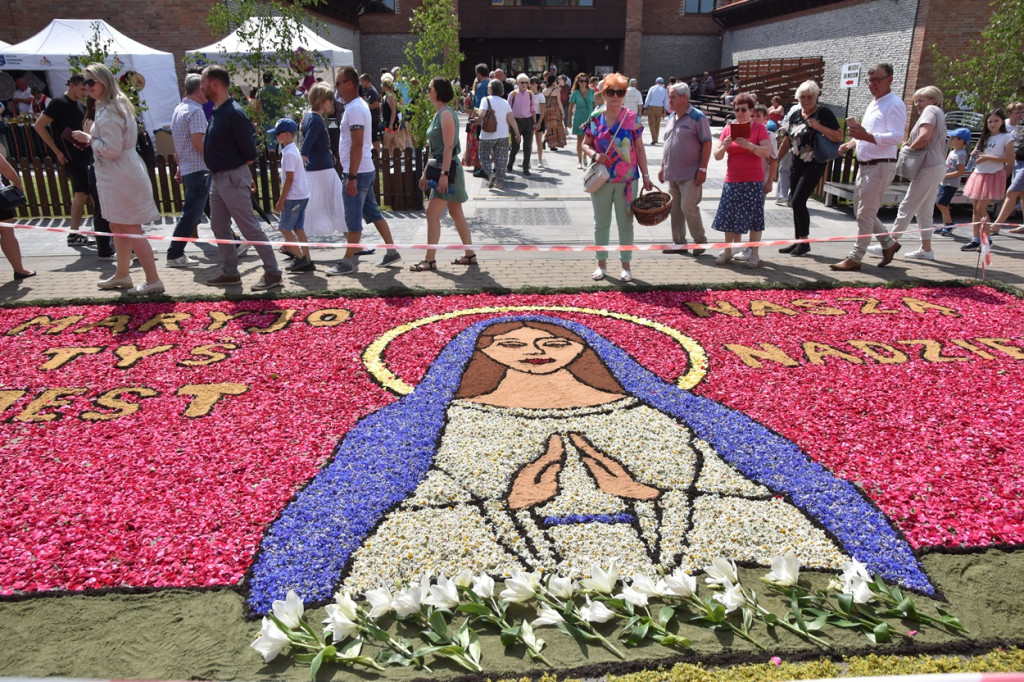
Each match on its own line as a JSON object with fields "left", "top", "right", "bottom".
{"left": 3, "top": 114, "right": 1022, "bottom": 304}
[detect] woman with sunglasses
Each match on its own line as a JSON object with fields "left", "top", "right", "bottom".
{"left": 711, "top": 92, "right": 772, "bottom": 268}
{"left": 567, "top": 73, "right": 594, "bottom": 168}
{"left": 72, "top": 63, "right": 163, "bottom": 295}
{"left": 580, "top": 73, "right": 653, "bottom": 282}
{"left": 776, "top": 81, "right": 843, "bottom": 257}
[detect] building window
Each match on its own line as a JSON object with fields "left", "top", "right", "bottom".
{"left": 491, "top": 0, "right": 593, "bottom": 6}
{"left": 684, "top": 0, "right": 713, "bottom": 13}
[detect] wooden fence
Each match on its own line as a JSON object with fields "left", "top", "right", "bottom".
{"left": 5, "top": 148, "right": 425, "bottom": 220}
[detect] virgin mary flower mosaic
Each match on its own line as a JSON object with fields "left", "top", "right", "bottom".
{"left": 247, "top": 314, "right": 931, "bottom": 614}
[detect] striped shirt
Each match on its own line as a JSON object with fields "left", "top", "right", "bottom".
{"left": 171, "top": 98, "right": 208, "bottom": 176}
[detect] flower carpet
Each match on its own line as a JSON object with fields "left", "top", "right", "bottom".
{"left": 0, "top": 284, "right": 1022, "bottom": 679}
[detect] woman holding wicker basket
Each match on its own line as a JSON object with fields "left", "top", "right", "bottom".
{"left": 580, "top": 72, "right": 653, "bottom": 283}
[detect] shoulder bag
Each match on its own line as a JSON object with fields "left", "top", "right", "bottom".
{"left": 582, "top": 111, "right": 625, "bottom": 194}
{"left": 895, "top": 144, "right": 926, "bottom": 180}
{"left": 810, "top": 109, "right": 842, "bottom": 163}
{"left": 0, "top": 184, "right": 27, "bottom": 212}
{"left": 481, "top": 96, "right": 498, "bottom": 133}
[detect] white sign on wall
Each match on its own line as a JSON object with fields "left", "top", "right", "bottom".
{"left": 841, "top": 63, "right": 861, "bottom": 89}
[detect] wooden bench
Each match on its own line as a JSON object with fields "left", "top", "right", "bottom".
{"left": 819, "top": 152, "right": 972, "bottom": 207}
{"left": 697, "top": 100, "right": 734, "bottom": 125}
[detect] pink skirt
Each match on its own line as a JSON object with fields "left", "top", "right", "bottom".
{"left": 964, "top": 169, "right": 1007, "bottom": 201}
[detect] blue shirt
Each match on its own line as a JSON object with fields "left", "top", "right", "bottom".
{"left": 301, "top": 112, "right": 335, "bottom": 172}
{"left": 473, "top": 80, "right": 489, "bottom": 108}
{"left": 204, "top": 98, "right": 258, "bottom": 173}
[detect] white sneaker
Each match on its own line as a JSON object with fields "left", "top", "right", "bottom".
{"left": 774, "top": 197, "right": 790, "bottom": 206}
{"left": 167, "top": 255, "right": 200, "bottom": 268}
{"left": 904, "top": 248, "right": 935, "bottom": 260}
{"left": 732, "top": 247, "right": 752, "bottom": 262}
{"left": 126, "top": 279, "right": 165, "bottom": 296}
{"left": 866, "top": 244, "right": 884, "bottom": 257}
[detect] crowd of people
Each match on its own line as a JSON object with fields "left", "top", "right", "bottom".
{"left": 2, "top": 60, "right": 1023, "bottom": 289}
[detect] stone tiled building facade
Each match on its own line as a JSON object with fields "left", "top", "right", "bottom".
{"left": 1, "top": 0, "right": 996, "bottom": 118}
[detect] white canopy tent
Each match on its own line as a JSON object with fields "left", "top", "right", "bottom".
{"left": 0, "top": 19, "right": 179, "bottom": 132}
{"left": 192, "top": 19, "right": 354, "bottom": 69}
{"left": 0, "top": 40, "right": 11, "bottom": 50}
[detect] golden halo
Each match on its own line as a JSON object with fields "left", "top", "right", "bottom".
{"left": 363, "top": 305, "right": 708, "bottom": 396}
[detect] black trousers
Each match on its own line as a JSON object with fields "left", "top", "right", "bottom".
{"left": 789, "top": 159, "right": 827, "bottom": 239}
{"left": 508, "top": 117, "right": 535, "bottom": 170}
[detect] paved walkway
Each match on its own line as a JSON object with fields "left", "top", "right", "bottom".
{"left": 3, "top": 115, "right": 1022, "bottom": 303}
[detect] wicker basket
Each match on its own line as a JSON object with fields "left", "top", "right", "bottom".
{"left": 631, "top": 185, "right": 673, "bottom": 226}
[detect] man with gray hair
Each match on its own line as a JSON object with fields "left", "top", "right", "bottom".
{"left": 624, "top": 78, "right": 644, "bottom": 119}
{"left": 658, "top": 83, "right": 711, "bottom": 257}
{"left": 831, "top": 63, "right": 906, "bottom": 271}
{"left": 167, "top": 73, "right": 212, "bottom": 267}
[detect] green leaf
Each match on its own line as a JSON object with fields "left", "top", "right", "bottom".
{"left": 837, "top": 593, "right": 854, "bottom": 613}
{"left": 500, "top": 625, "right": 520, "bottom": 648}
{"left": 624, "top": 620, "right": 649, "bottom": 646}
{"left": 654, "top": 633, "right": 692, "bottom": 648}
{"left": 377, "top": 651, "right": 414, "bottom": 667}
{"left": 429, "top": 610, "right": 449, "bottom": 638}
{"left": 762, "top": 612, "right": 779, "bottom": 625}
{"left": 556, "top": 620, "right": 598, "bottom": 642}
{"left": 872, "top": 621, "right": 891, "bottom": 643}
{"left": 657, "top": 606, "right": 675, "bottom": 628}
{"left": 309, "top": 649, "right": 326, "bottom": 682}
{"left": 805, "top": 612, "right": 829, "bottom": 631}
{"left": 337, "top": 640, "right": 360, "bottom": 657}
{"left": 457, "top": 602, "right": 492, "bottom": 616}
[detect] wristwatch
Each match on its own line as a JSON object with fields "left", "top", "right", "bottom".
{"left": 346, "top": 174, "right": 357, "bottom": 181}
{"left": 441, "top": 170, "right": 449, "bottom": 176}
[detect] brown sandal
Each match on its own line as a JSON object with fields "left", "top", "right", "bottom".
{"left": 409, "top": 260, "right": 437, "bottom": 271}
{"left": 451, "top": 254, "right": 478, "bottom": 265}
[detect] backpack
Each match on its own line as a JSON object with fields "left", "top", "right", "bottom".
{"left": 481, "top": 96, "right": 498, "bottom": 133}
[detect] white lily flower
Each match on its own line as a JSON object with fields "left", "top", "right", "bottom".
{"left": 393, "top": 580, "right": 425, "bottom": 618}
{"left": 546, "top": 575, "right": 577, "bottom": 600}
{"left": 618, "top": 584, "right": 649, "bottom": 607}
{"left": 424, "top": 575, "right": 460, "bottom": 610}
{"left": 713, "top": 580, "right": 745, "bottom": 613}
{"left": 270, "top": 590, "right": 305, "bottom": 630}
{"left": 840, "top": 559, "right": 872, "bottom": 589}
{"left": 579, "top": 596, "right": 616, "bottom": 623}
{"left": 664, "top": 569, "right": 697, "bottom": 598}
{"left": 323, "top": 603, "right": 358, "bottom": 643}
{"left": 364, "top": 587, "right": 395, "bottom": 620}
{"left": 581, "top": 559, "right": 620, "bottom": 594}
{"left": 500, "top": 569, "right": 540, "bottom": 603}
{"left": 332, "top": 591, "right": 359, "bottom": 621}
{"left": 251, "top": 616, "right": 291, "bottom": 662}
{"left": 531, "top": 603, "right": 565, "bottom": 627}
{"left": 631, "top": 574, "right": 665, "bottom": 597}
{"left": 472, "top": 574, "right": 495, "bottom": 599}
{"left": 765, "top": 551, "right": 801, "bottom": 586}
{"left": 454, "top": 569, "right": 474, "bottom": 589}
{"left": 704, "top": 557, "right": 739, "bottom": 586}
{"left": 845, "top": 575, "right": 874, "bottom": 604}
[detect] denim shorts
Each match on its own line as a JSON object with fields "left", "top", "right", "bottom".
{"left": 279, "top": 198, "right": 308, "bottom": 232}
{"left": 936, "top": 184, "right": 958, "bottom": 206}
{"left": 1008, "top": 159, "right": 1024, "bottom": 193}
{"left": 342, "top": 171, "right": 384, "bottom": 232}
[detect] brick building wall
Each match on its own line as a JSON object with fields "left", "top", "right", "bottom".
{"left": 721, "top": 0, "right": 919, "bottom": 119}
{"left": 639, "top": 35, "right": 722, "bottom": 89}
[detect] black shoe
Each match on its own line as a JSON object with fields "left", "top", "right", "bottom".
{"left": 792, "top": 243, "right": 811, "bottom": 256}
{"left": 523, "top": 168, "right": 531, "bottom": 176}
{"left": 473, "top": 169, "right": 488, "bottom": 179}
{"left": 778, "top": 244, "right": 798, "bottom": 254}
{"left": 287, "top": 257, "right": 316, "bottom": 272}
{"left": 960, "top": 240, "right": 980, "bottom": 251}
{"left": 507, "top": 163, "right": 514, "bottom": 172}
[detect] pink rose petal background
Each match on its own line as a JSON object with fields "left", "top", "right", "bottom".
{"left": 1, "top": 286, "right": 1021, "bottom": 595}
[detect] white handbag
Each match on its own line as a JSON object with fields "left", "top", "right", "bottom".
{"left": 583, "top": 160, "right": 611, "bottom": 193}
{"left": 581, "top": 110, "right": 625, "bottom": 194}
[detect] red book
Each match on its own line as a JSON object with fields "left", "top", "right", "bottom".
{"left": 730, "top": 121, "right": 751, "bottom": 139}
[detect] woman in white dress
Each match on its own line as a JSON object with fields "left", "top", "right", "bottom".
{"left": 300, "top": 83, "right": 346, "bottom": 241}
{"left": 247, "top": 316, "right": 933, "bottom": 613}
{"left": 72, "top": 63, "right": 163, "bottom": 296}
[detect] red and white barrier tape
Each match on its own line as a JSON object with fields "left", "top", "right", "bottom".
{"left": 0, "top": 220, "right": 1016, "bottom": 254}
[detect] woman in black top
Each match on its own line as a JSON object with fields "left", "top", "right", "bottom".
{"left": 777, "top": 81, "right": 844, "bottom": 256}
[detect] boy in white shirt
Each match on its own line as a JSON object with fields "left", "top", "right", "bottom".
{"left": 273, "top": 118, "right": 314, "bottom": 272}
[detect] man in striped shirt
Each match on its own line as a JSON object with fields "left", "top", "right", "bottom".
{"left": 167, "top": 74, "right": 211, "bottom": 268}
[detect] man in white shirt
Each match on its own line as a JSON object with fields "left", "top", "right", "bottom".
{"left": 831, "top": 63, "right": 907, "bottom": 271}
{"left": 644, "top": 77, "right": 668, "bottom": 145}
{"left": 326, "top": 67, "right": 400, "bottom": 275}
{"left": 624, "top": 79, "right": 644, "bottom": 120}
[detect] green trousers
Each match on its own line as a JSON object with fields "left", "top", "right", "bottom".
{"left": 590, "top": 180, "right": 636, "bottom": 262}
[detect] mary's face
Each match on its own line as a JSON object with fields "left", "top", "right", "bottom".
{"left": 480, "top": 327, "right": 586, "bottom": 375}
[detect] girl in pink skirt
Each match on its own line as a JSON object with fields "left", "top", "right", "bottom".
{"left": 961, "top": 109, "right": 1015, "bottom": 251}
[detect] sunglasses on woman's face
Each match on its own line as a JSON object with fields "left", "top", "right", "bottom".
{"left": 84, "top": 79, "right": 98, "bottom": 87}
{"left": 604, "top": 89, "right": 626, "bottom": 98}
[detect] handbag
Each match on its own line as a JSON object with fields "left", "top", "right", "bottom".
{"left": 810, "top": 109, "right": 842, "bottom": 163}
{"left": 0, "top": 185, "right": 27, "bottom": 212}
{"left": 895, "top": 144, "right": 926, "bottom": 180}
{"left": 425, "top": 157, "right": 458, "bottom": 184}
{"left": 582, "top": 110, "right": 625, "bottom": 194}
{"left": 480, "top": 97, "right": 497, "bottom": 133}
